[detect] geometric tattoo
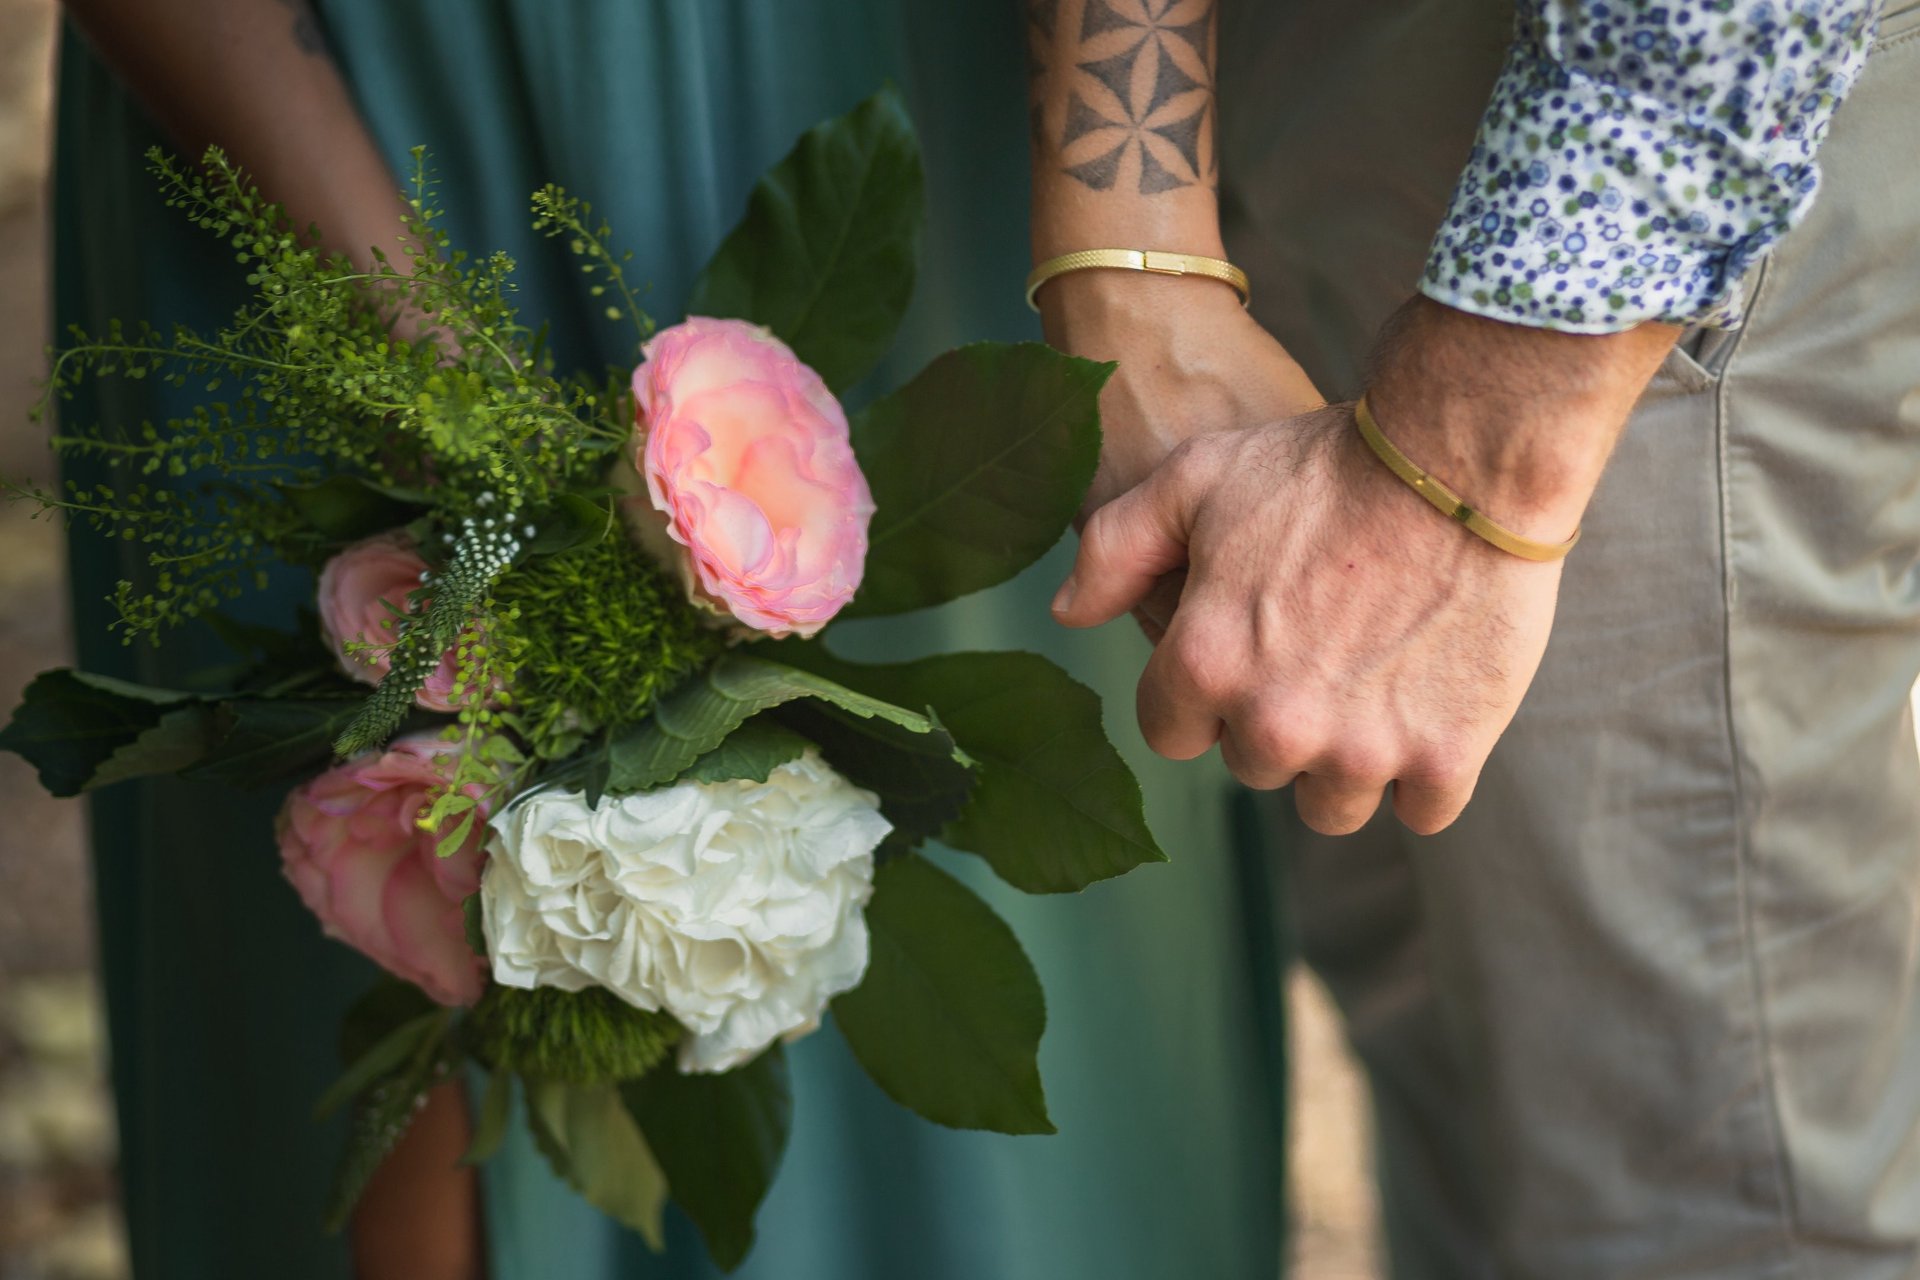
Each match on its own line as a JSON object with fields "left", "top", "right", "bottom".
{"left": 1028, "top": 0, "right": 1217, "bottom": 195}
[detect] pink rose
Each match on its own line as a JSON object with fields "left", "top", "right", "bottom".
{"left": 276, "top": 735, "right": 489, "bottom": 1006}
{"left": 625, "top": 317, "right": 874, "bottom": 638}
{"left": 317, "top": 531, "right": 462, "bottom": 712}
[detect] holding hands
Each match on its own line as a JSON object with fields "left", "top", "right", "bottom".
{"left": 1022, "top": 0, "right": 1680, "bottom": 834}
{"left": 1045, "top": 285, "right": 1674, "bottom": 835}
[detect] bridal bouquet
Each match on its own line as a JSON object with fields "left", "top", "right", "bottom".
{"left": 0, "top": 92, "right": 1164, "bottom": 1267}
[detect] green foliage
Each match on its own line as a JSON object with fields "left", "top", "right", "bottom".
{"left": 531, "top": 186, "right": 653, "bottom": 355}
{"left": 677, "top": 717, "right": 812, "bottom": 785}
{"left": 0, "top": 668, "right": 376, "bottom": 796}
{"left": 623, "top": 1048, "right": 792, "bottom": 1272}
{"left": 318, "top": 996, "right": 443, "bottom": 1121}
{"left": 831, "top": 854, "right": 1053, "bottom": 1135}
{"left": 525, "top": 1078, "right": 670, "bottom": 1249}
{"left": 333, "top": 508, "right": 523, "bottom": 756}
{"left": 186, "top": 696, "right": 374, "bottom": 788}
{"left": 275, "top": 475, "right": 429, "bottom": 553}
{"left": 467, "top": 985, "right": 682, "bottom": 1085}
{"left": 583, "top": 650, "right": 964, "bottom": 796}
{"left": 688, "top": 87, "right": 923, "bottom": 393}
{"left": 491, "top": 528, "right": 724, "bottom": 740}
{"left": 319, "top": 998, "right": 457, "bottom": 1232}
{"left": 844, "top": 343, "right": 1111, "bottom": 618}
{"left": 0, "top": 670, "right": 208, "bottom": 796}
{"left": 13, "top": 147, "right": 630, "bottom": 643}
{"left": 464, "top": 1068, "right": 514, "bottom": 1166}
{"left": 771, "top": 699, "right": 973, "bottom": 855}
{"left": 773, "top": 646, "right": 1164, "bottom": 892}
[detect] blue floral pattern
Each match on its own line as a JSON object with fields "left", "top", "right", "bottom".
{"left": 1423, "top": 0, "right": 1881, "bottom": 333}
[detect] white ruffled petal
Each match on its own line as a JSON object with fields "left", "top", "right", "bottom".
{"left": 479, "top": 750, "right": 888, "bottom": 1074}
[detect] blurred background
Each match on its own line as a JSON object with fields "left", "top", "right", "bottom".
{"left": 0, "top": 4, "right": 1382, "bottom": 1276}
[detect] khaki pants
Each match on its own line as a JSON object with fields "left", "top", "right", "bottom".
{"left": 1220, "top": 4, "right": 1920, "bottom": 1276}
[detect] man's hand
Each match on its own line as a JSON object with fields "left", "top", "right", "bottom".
{"left": 1052, "top": 297, "right": 1677, "bottom": 834}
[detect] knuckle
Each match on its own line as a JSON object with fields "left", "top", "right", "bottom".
{"left": 1162, "top": 433, "right": 1226, "bottom": 489}
{"left": 1163, "top": 434, "right": 1209, "bottom": 475}
{"left": 1297, "top": 795, "right": 1375, "bottom": 838}
{"left": 1234, "top": 707, "right": 1316, "bottom": 775}
{"left": 1322, "top": 741, "right": 1397, "bottom": 786}
{"left": 1401, "top": 741, "right": 1480, "bottom": 791}
{"left": 1166, "top": 624, "right": 1238, "bottom": 704}
{"left": 1219, "top": 729, "right": 1293, "bottom": 790}
{"left": 1079, "top": 504, "right": 1127, "bottom": 569}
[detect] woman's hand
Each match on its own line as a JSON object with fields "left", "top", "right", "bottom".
{"left": 1037, "top": 269, "right": 1322, "bottom": 637}
{"left": 352, "top": 1080, "right": 484, "bottom": 1280}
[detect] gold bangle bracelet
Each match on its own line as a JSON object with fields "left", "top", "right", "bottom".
{"left": 1024, "top": 249, "right": 1250, "bottom": 312}
{"left": 1353, "top": 395, "right": 1581, "bottom": 563}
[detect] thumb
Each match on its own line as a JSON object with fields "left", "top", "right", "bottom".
{"left": 1052, "top": 461, "right": 1197, "bottom": 628}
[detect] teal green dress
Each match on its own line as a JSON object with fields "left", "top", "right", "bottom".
{"left": 53, "top": 5, "right": 1286, "bottom": 1278}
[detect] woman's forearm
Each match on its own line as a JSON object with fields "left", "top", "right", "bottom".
{"left": 59, "top": 6, "right": 482, "bottom": 1272}
{"left": 62, "top": 0, "right": 410, "bottom": 269}
{"left": 1025, "top": 0, "right": 1225, "bottom": 260}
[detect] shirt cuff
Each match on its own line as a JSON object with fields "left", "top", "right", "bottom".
{"left": 1420, "top": 43, "right": 1822, "bottom": 335}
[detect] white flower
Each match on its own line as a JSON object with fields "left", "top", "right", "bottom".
{"left": 481, "top": 748, "right": 887, "bottom": 1073}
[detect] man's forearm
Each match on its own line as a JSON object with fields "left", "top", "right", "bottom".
{"left": 64, "top": 0, "right": 409, "bottom": 269}
{"left": 1364, "top": 300, "right": 1679, "bottom": 541}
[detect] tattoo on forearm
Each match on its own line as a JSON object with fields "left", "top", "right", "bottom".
{"left": 277, "top": 0, "right": 325, "bottom": 56}
{"left": 1028, "top": 0, "right": 1216, "bottom": 195}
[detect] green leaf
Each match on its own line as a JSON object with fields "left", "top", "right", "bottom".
{"left": 524, "top": 1079, "right": 670, "bottom": 1249}
{"left": 623, "top": 1047, "right": 792, "bottom": 1272}
{"left": 844, "top": 343, "right": 1110, "bottom": 618}
{"left": 831, "top": 854, "right": 1052, "bottom": 1135}
{"left": 520, "top": 492, "right": 617, "bottom": 560}
{"left": 0, "top": 667, "right": 392, "bottom": 797}
{"left": 463, "top": 1068, "right": 513, "bottom": 1166}
{"left": 276, "top": 475, "right": 428, "bottom": 544}
{"left": 337, "top": 978, "right": 441, "bottom": 1064}
{"left": 463, "top": 893, "right": 487, "bottom": 959}
{"left": 603, "top": 652, "right": 951, "bottom": 794}
{"left": 91, "top": 705, "right": 221, "bottom": 790}
{"left": 315, "top": 1009, "right": 443, "bottom": 1122}
{"left": 202, "top": 610, "right": 337, "bottom": 692}
{"left": 772, "top": 647, "right": 1162, "bottom": 892}
{"left": 772, "top": 700, "right": 973, "bottom": 855}
{"left": 322, "top": 1013, "right": 456, "bottom": 1232}
{"left": 0, "top": 669, "right": 210, "bottom": 796}
{"left": 686, "top": 87, "right": 923, "bottom": 392}
{"left": 434, "top": 807, "right": 479, "bottom": 860}
{"left": 678, "top": 717, "right": 812, "bottom": 784}
{"left": 184, "top": 697, "right": 369, "bottom": 788}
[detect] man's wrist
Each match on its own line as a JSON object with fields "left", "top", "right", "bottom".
{"left": 1362, "top": 296, "right": 1678, "bottom": 538}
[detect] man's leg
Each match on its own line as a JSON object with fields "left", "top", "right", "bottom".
{"left": 1237, "top": 8, "right": 1920, "bottom": 1276}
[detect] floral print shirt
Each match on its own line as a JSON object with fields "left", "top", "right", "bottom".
{"left": 1423, "top": 0, "right": 1883, "bottom": 332}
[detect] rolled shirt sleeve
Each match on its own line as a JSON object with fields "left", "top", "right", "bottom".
{"left": 1422, "top": 0, "right": 1882, "bottom": 333}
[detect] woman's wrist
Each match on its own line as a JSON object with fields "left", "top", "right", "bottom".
{"left": 1037, "top": 265, "right": 1248, "bottom": 354}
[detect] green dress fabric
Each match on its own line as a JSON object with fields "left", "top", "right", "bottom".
{"left": 52, "top": 5, "right": 1286, "bottom": 1278}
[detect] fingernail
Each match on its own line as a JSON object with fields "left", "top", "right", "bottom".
{"left": 1051, "top": 578, "right": 1077, "bottom": 615}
